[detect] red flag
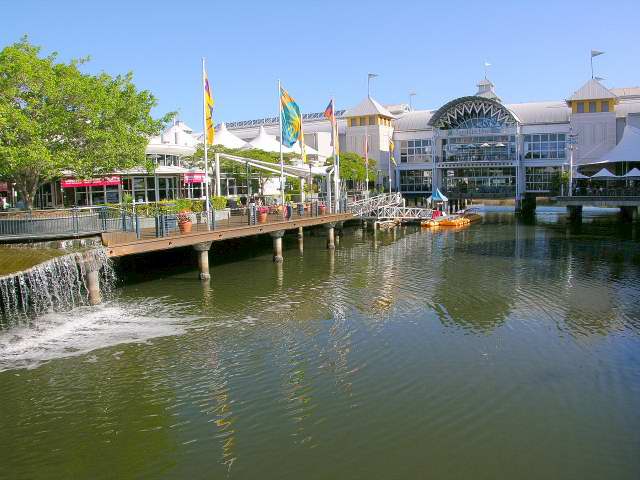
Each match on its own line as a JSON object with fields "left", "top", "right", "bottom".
{"left": 323, "top": 99, "right": 334, "bottom": 121}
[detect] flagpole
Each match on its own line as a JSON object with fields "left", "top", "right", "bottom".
{"left": 278, "top": 80, "right": 284, "bottom": 205}
{"left": 364, "top": 127, "right": 369, "bottom": 199}
{"left": 202, "top": 57, "right": 211, "bottom": 224}
{"left": 332, "top": 97, "right": 339, "bottom": 212}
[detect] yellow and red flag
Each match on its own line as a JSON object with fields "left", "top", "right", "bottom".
{"left": 204, "top": 73, "right": 215, "bottom": 145}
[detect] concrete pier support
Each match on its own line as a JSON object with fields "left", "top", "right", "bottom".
{"left": 193, "top": 242, "right": 213, "bottom": 280}
{"left": 567, "top": 205, "right": 583, "bottom": 222}
{"left": 324, "top": 222, "right": 336, "bottom": 250}
{"left": 516, "top": 193, "right": 537, "bottom": 216}
{"left": 270, "top": 230, "right": 285, "bottom": 262}
{"left": 298, "top": 226, "right": 304, "bottom": 238}
{"left": 620, "top": 206, "right": 639, "bottom": 223}
{"left": 86, "top": 269, "right": 101, "bottom": 306}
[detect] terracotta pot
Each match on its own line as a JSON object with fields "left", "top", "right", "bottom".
{"left": 258, "top": 212, "right": 268, "bottom": 223}
{"left": 179, "top": 221, "right": 192, "bottom": 234}
{"left": 319, "top": 205, "right": 327, "bottom": 215}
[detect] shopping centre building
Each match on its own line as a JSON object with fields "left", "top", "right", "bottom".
{"left": 226, "top": 76, "right": 640, "bottom": 200}
{"left": 10, "top": 76, "right": 640, "bottom": 209}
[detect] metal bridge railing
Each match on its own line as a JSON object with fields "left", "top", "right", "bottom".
{"left": 348, "top": 193, "right": 403, "bottom": 217}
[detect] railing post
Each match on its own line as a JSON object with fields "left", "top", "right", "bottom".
{"left": 135, "top": 213, "right": 141, "bottom": 239}
{"left": 72, "top": 207, "right": 79, "bottom": 234}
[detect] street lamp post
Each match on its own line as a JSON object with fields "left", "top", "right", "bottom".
{"left": 568, "top": 133, "right": 578, "bottom": 197}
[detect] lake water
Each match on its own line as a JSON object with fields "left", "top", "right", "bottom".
{"left": 1, "top": 209, "right": 639, "bottom": 479}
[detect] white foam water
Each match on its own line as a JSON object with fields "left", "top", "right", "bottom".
{"left": 0, "top": 299, "right": 193, "bottom": 372}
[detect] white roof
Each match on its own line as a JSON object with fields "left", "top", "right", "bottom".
{"left": 507, "top": 101, "right": 570, "bottom": 124}
{"left": 624, "top": 167, "right": 640, "bottom": 177}
{"left": 344, "top": 96, "right": 394, "bottom": 118}
{"left": 593, "top": 125, "right": 640, "bottom": 164}
{"left": 567, "top": 79, "right": 616, "bottom": 102}
{"left": 574, "top": 171, "right": 590, "bottom": 179}
{"left": 592, "top": 168, "right": 618, "bottom": 178}
{"left": 213, "top": 123, "right": 249, "bottom": 149}
{"left": 393, "top": 110, "right": 435, "bottom": 131}
{"left": 244, "top": 126, "right": 293, "bottom": 153}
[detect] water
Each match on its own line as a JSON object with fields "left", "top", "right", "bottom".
{"left": 0, "top": 210, "right": 639, "bottom": 479}
{"left": 0, "top": 249, "right": 114, "bottom": 325}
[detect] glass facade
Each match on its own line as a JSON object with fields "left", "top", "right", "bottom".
{"left": 399, "top": 170, "right": 432, "bottom": 192}
{"left": 525, "top": 166, "right": 561, "bottom": 193}
{"left": 442, "top": 135, "right": 516, "bottom": 163}
{"left": 443, "top": 167, "right": 516, "bottom": 195}
{"left": 399, "top": 139, "right": 432, "bottom": 163}
{"left": 523, "top": 134, "right": 566, "bottom": 159}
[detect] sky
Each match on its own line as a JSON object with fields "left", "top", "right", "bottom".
{"left": 2, "top": 0, "right": 639, "bottom": 131}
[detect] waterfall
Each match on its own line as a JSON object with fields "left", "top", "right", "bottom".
{"left": 0, "top": 249, "right": 115, "bottom": 328}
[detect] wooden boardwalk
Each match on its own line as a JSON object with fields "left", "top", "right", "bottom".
{"left": 102, "top": 212, "right": 354, "bottom": 257}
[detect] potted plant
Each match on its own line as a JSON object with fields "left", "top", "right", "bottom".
{"left": 319, "top": 203, "right": 327, "bottom": 215}
{"left": 177, "top": 209, "right": 193, "bottom": 234}
{"left": 258, "top": 206, "right": 268, "bottom": 224}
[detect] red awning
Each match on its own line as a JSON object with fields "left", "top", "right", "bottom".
{"left": 61, "top": 176, "right": 121, "bottom": 188}
{"left": 183, "top": 173, "right": 205, "bottom": 184}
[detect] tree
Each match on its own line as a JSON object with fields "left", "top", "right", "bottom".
{"left": 0, "top": 37, "right": 169, "bottom": 208}
{"left": 327, "top": 152, "right": 375, "bottom": 182}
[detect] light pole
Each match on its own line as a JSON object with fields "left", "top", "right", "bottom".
{"left": 409, "top": 91, "right": 416, "bottom": 110}
{"left": 568, "top": 133, "right": 578, "bottom": 197}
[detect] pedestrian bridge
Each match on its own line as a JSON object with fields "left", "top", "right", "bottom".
{"left": 349, "top": 193, "right": 432, "bottom": 220}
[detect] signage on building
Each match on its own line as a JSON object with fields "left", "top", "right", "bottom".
{"left": 183, "top": 173, "right": 205, "bottom": 184}
{"left": 61, "top": 176, "right": 121, "bottom": 188}
{"left": 0, "top": 182, "right": 8, "bottom": 192}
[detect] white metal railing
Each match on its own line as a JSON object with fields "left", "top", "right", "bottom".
{"left": 375, "top": 206, "right": 433, "bottom": 220}
{"left": 348, "top": 193, "right": 402, "bottom": 216}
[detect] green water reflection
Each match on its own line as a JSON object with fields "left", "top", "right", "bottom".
{"left": 0, "top": 210, "right": 639, "bottom": 479}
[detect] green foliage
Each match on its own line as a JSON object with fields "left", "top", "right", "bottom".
{"left": 327, "top": 152, "right": 375, "bottom": 181}
{"left": 0, "top": 37, "right": 171, "bottom": 208}
{"left": 211, "top": 196, "right": 227, "bottom": 210}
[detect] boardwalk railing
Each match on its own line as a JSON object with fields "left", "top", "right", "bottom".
{"left": 0, "top": 206, "right": 132, "bottom": 238}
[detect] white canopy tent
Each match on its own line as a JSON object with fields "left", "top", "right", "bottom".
{"left": 244, "top": 126, "right": 293, "bottom": 153}
{"left": 591, "top": 168, "right": 618, "bottom": 179}
{"left": 573, "top": 171, "right": 590, "bottom": 179}
{"left": 590, "top": 125, "right": 640, "bottom": 165}
{"left": 624, "top": 167, "right": 640, "bottom": 177}
{"left": 213, "top": 123, "right": 250, "bottom": 149}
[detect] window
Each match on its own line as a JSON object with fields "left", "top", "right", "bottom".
{"left": 369, "top": 115, "right": 376, "bottom": 126}
{"left": 400, "top": 139, "right": 432, "bottom": 163}
{"left": 525, "top": 166, "right": 561, "bottom": 193}
{"left": 524, "top": 133, "right": 566, "bottom": 159}
{"left": 589, "top": 101, "right": 596, "bottom": 113}
{"left": 601, "top": 101, "right": 609, "bottom": 112}
{"left": 399, "top": 170, "right": 432, "bottom": 192}
{"left": 577, "top": 102, "right": 585, "bottom": 113}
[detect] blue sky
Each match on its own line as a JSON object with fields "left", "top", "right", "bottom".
{"left": 3, "top": 0, "right": 639, "bottom": 130}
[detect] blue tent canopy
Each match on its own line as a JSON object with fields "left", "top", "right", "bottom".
{"left": 428, "top": 188, "right": 448, "bottom": 203}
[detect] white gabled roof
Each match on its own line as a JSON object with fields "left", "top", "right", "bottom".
{"left": 624, "top": 167, "right": 640, "bottom": 177}
{"left": 592, "top": 125, "right": 640, "bottom": 164}
{"left": 344, "top": 96, "right": 394, "bottom": 118}
{"left": 567, "top": 79, "right": 617, "bottom": 102}
{"left": 213, "top": 123, "right": 249, "bottom": 149}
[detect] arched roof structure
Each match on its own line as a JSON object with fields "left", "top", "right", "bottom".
{"left": 427, "top": 96, "right": 520, "bottom": 130}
